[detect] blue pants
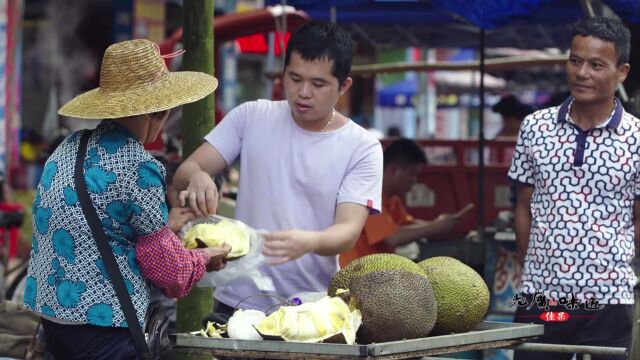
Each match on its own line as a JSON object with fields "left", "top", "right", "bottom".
{"left": 513, "top": 294, "right": 633, "bottom": 360}
{"left": 41, "top": 318, "right": 139, "bottom": 360}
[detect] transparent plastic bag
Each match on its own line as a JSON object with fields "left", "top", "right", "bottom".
{"left": 178, "top": 215, "right": 274, "bottom": 291}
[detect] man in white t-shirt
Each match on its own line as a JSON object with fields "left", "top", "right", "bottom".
{"left": 174, "top": 21, "right": 383, "bottom": 313}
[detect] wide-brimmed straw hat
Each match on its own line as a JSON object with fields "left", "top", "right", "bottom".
{"left": 58, "top": 39, "right": 218, "bottom": 119}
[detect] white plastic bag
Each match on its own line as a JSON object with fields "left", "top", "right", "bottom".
{"left": 178, "top": 215, "right": 274, "bottom": 291}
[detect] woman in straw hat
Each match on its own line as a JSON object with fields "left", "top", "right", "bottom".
{"left": 23, "top": 39, "right": 230, "bottom": 359}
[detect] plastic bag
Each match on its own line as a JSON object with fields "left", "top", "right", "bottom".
{"left": 178, "top": 215, "right": 274, "bottom": 291}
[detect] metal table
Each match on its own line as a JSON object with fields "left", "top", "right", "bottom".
{"left": 173, "top": 321, "right": 544, "bottom": 359}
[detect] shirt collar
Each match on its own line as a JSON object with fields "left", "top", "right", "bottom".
{"left": 556, "top": 96, "right": 624, "bottom": 130}
{"left": 100, "top": 120, "right": 139, "bottom": 140}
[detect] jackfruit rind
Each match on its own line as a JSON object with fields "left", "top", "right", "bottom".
{"left": 328, "top": 253, "right": 427, "bottom": 296}
{"left": 182, "top": 220, "right": 250, "bottom": 258}
{"left": 254, "top": 296, "right": 362, "bottom": 344}
{"left": 418, "top": 256, "right": 490, "bottom": 335}
{"left": 349, "top": 269, "right": 437, "bottom": 343}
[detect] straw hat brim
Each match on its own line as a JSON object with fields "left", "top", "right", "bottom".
{"left": 58, "top": 71, "right": 218, "bottom": 119}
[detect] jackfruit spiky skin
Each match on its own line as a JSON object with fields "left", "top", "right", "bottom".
{"left": 328, "top": 253, "right": 427, "bottom": 297}
{"left": 418, "top": 256, "right": 490, "bottom": 335}
{"left": 349, "top": 269, "right": 437, "bottom": 343}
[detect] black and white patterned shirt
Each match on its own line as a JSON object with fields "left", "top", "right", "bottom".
{"left": 509, "top": 96, "right": 639, "bottom": 304}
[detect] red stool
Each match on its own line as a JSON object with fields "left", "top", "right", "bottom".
{"left": 0, "top": 202, "right": 24, "bottom": 261}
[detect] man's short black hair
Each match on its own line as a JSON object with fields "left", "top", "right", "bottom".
{"left": 284, "top": 21, "right": 354, "bottom": 86}
{"left": 384, "top": 138, "right": 427, "bottom": 168}
{"left": 572, "top": 17, "right": 630, "bottom": 65}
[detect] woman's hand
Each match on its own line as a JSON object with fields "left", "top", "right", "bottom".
{"left": 168, "top": 207, "right": 196, "bottom": 233}
{"left": 178, "top": 171, "right": 219, "bottom": 216}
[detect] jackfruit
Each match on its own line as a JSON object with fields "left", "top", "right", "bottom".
{"left": 254, "top": 296, "right": 362, "bottom": 344}
{"left": 182, "top": 220, "right": 250, "bottom": 259}
{"left": 328, "top": 253, "right": 427, "bottom": 297}
{"left": 418, "top": 256, "right": 490, "bottom": 335}
{"left": 349, "top": 269, "right": 437, "bottom": 343}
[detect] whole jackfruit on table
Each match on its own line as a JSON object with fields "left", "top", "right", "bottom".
{"left": 173, "top": 321, "right": 543, "bottom": 359}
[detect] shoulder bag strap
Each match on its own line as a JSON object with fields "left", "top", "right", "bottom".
{"left": 74, "top": 130, "right": 149, "bottom": 354}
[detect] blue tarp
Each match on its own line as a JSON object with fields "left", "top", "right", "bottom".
{"left": 265, "top": 0, "right": 639, "bottom": 26}
{"left": 378, "top": 78, "right": 417, "bottom": 107}
{"left": 427, "top": 0, "right": 581, "bottom": 29}
{"left": 601, "top": 0, "right": 640, "bottom": 24}
{"left": 268, "top": 2, "right": 467, "bottom": 26}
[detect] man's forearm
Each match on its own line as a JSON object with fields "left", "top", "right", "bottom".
{"left": 635, "top": 222, "right": 640, "bottom": 253}
{"left": 514, "top": 209, "right": 531, "bottom": 264}
{"left": 634, "top": 201, "right": 640, "bottom": 253}
{"left": 384, "top": 222, "right": 440, "bottom": 248}
{"left": 311, "top": 223, "right": 363, "bottom": 256}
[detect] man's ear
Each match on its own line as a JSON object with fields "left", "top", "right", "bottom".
{"left": 617, "top": 63, "right": 630, "bottom": 84}
{"left": 339, "top": 77, "right": 353, "bottom": 95}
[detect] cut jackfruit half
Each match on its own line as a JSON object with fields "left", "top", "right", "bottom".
{"left": 182, "top": 220, "right": 250, "bottom": 259}
{"left": 254, "top": 296, "right": 361, "bottom": 345}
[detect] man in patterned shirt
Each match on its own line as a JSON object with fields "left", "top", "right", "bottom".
{"left": 509, "top": 17, "right": 636, "bottom": 360}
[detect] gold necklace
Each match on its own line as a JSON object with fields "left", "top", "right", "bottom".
{"left": 320, "top": 108, "right": 336, "bottom": 132}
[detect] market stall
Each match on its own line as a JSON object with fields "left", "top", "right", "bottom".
{"left": 173, "top": 322, "right": 543, "bottom": 359}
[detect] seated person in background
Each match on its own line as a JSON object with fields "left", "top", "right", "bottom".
{"left": 492, "top": 94, "right": 533, "bottom": 140}
{"left": 340, "top": 138, "right": 473, "bottom": 267}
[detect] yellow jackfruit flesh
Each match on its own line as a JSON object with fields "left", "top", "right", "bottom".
{"left": 193, "top": 321, "right": 224, "bottom": 338}
{"left": 182, "top": 220, "right": 250, "bottom": 259}
{"left": 254, "top": 296, "right": 361, "bottom": 345}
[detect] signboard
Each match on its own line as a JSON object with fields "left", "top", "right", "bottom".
{"left": 134, "top": 0, "right": 165, "bottom": 43}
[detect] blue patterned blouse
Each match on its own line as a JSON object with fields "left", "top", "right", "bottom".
{"left": 24, "top": 121, "right": 169, "bottom": 327}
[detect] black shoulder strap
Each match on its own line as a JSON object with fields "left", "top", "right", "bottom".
{"left": 74, "top": 130, "right": 149, "bottom": 354}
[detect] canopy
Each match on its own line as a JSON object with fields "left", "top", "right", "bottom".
{"left": 265, "top": 0, "right": 638, "bottom": 26}
{"left": 264, "top": 0, "right": 638, "bottom": 49}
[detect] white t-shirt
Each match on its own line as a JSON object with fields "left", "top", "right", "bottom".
{"left": 205, "top": 99, "right": 383, "bottom": 311}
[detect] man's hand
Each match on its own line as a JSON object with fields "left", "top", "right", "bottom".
{"left": 262, "top": 230, "right": 317, "bottom": 265}
{"left": 168, "top": 207, "right": 196, "bottom": 233}
{"left": 433, "top": 203, "right": 474, "bottom": 234}
{"left": 430, "top": 213, "right": 462, "bottom": 235}
{"left": 178, "top": 171, "right": 219, "bottom": 216}
{"left": 203, "top": 244, "right": 232, "bottom": 272}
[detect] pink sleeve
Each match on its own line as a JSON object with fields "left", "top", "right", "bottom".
{"left": 135, "top": 226, "right": 210, "bottom": 298}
